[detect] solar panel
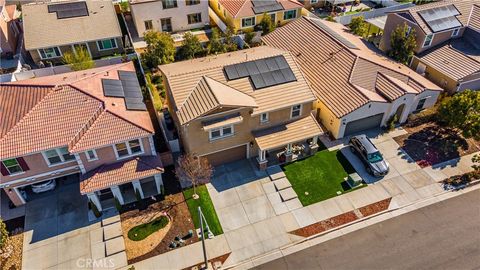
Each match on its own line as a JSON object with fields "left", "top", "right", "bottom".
{"left": 255, "top": 59, "right": 269, "bottom": 73}
{"left": 309, "top": 18, "right": 358, "bottom": 49}
{"left": 418, "top": 5, "right": 462, "bottom": 33}
{"left": 280, "top": 68, "right": 296, "bottom": 82}
{"left": 102, "top": 79, "right": 124, "bottom": 97}
{"left": 48, "top": 2, "right": 88, "bottom": 19}
{"left": 251, "top": 0, "right": 283, "bottom": 14}
{"left": 250, "top": 74, "right": 266, "bottom": 89}
{"left": 224, "top": 65, "right": 239, "bottom": 80}
{"left": 125, "top": 98, "right": 147, "bottom": 111}
{"left": 271, "top": 69, "right": 285, "bottom": 83}
{"left": 274, "top": 56, "right": 289, "bottom": 69}
{"left": 265, "top": 58, "right": 279, "bottom": 71}
{"left": 235, "top": 63, "right": 249, "bottom": 78}
{"left": 245, "top": 61, "right": 260, "bottom": 75}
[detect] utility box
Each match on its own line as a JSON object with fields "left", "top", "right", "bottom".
{"left": 346, "top": 173, "right": 363, "bottom": 188}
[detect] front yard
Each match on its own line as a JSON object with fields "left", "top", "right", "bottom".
{"left": 282, "top": 148, "right": 360, "bottom": 206}
{"left": 183, "top": 185, "right": 223, "bottom": 236}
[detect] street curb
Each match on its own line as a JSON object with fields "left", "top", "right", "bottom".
{"left": 222, "top": 184, "right": 480, "bottom": 270}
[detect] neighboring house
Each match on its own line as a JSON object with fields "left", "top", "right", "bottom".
{"left": 22, "top": 0, "right": 124, "bottom": 65}
{"left": 0, "top": 0, "right": 21, "bottom": 58}
{"left": 379, "top": 0, "right": 480, "bottom": 93}
{"left": 209, "top": 0, "right": 303, "bottom": 32}
{"left": 263, "top": 16, "right": 443, "bottom": 139}
{"left": 159, "top": 46, "right": 323, "bottom": 169}
{"left": 0, "top": 62, "right": 164, "bottom": 212}
{"left": 300, "top": 0, "right": 326, "bottom": 11}
{"left": 129, "top": 0, "right": 209, "bottom": 37}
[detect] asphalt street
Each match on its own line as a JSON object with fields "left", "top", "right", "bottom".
{"left": 253, "top": 189, "right": 480, "bottom": 270}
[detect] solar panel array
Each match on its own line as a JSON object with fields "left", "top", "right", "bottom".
{"left": 48, "top": 2, "right": 89, "bottom": 19}
{"left": 224, "top": 55, "right": 296, "bottom": 89}
{"left": 251, "top": 0, "right": 283, "bottom": 14}
{"left": 418, "top": 5, "right": 462, "bottom": 33}
{"left": 310, "top": 18, "right": 358, "bottom": 49}
{"left": 101, "top": 71, "right": 147, "bottom": 111}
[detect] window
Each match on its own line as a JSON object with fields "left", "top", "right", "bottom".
{"left": 283, "top": 10, "right": 297, "bottom": 20}
{"left": 161, "top": 18, "right": 172, "bottom": 32}
{"left": 144, "top": 20, "right": 153, "bottom": 31}
{"left": 451, "top": 28, "right": 460, "bottom": 37}
{"left": 291, "top": 104, "right": 302, "bottom": 118}
{"left": 2, "top": 159, "right": 23, "bottom": 175}
{"left": 97, "top": 38, "right": 117, "bottom": 51}
{"left": 162, "top": 0, "right": 177, "bottom": 9}
{"left": 217, "top": 2, "right": 220, "bottom": 10}
{"left": 415, "top": 97, "right": 428, "bottom": 111}
{"left": 42, "top": 147, "right": 75, "bottom": 166}
{"left": 186, "top": 0, "right": 200, "bottom": 5}
{"left": 209, "top": 125, "right": 234, "bottom": 141}
{"left": 423, "top": 34, "right": 433, "bottom": 47}
{"left": 38, "top": 47, "right": 61, "bottom": 59}
{"left": 406, "top": 26, "right": 412, "bottom": 36}
{"left": 187, "top": 13, "right": 202, "bottom": 24}
{"left": 241, "top": 17, "right": 255, "bottom": 28}
{"left": 269, "top": 13, "right": 276, "bottom": 23}
{"left": 260, "top": 113, "right": 269, "bottom": 123}
{"left": 114, "top": 139, "right": 143, "bottom": 159}
{"left": 311, "top": 0, "right": 318, "bottom": 3}
{"left": 85, "top": 150, "right": 98, "bottom": 161}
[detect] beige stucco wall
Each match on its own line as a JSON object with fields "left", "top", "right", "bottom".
{"left": 411, "top": 57, "right": 458, "bottom": 93}
{"left": 130, "top": 0, "right": 209, "bottom": 37}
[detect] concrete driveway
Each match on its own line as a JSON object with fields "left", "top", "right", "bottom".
{"left": 22, "top": 175, "right": 99, "bottom": 270}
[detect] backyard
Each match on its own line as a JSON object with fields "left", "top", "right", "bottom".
{"left": 282, "top": 147, "right": 359, "bottom": 206}
{"left": 183, "top": 185, "right": 223, "bottom": 236}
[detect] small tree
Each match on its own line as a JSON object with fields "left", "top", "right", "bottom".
{"left": 179, "top": 32, "right": 203, "bottom": 60}
{"left": 62, "top": 47, "right": 95, "bottom": 71}
{"left": 387, "top": 23, "right": 417, "bottom": 64}
{"left": 349, "top": 16, "right": 368, "bottom": 37}
{"left": 176, "top": 154, "right": 213, "bottom": 199}
{"left": 224, "top": 27, "right": 238, "bottom": 52}
{"left": 472, "top": 154, "right": 480, "bottom": 172}
{"left": 243, "top": 29, "right": 255, "bottom": 47}
{"left": 142, "top": 31, "right": 176, "bottom": 68}
{"left": 0, "top": 219, "right": 13, "bottom": 261}
{"left": 437, "top": 90, "right": 480, "bottom": 140}
{"left": 260, "top": 13, "right": 275, "bottom": 35}
{"left": 207, "top": 28, "right": 226, "bottom": 55}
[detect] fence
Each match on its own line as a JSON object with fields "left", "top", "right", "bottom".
{"left": 209, "top": 7, "right": 227, "bottom": 33}
{"left": 335, "top": 2, "right": 415, "bottom": 25}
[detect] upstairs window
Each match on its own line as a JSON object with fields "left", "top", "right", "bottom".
{"left": 283, "top": 10, "right": 297, "bottom": 20}
{"left": 114, "top": 139, "right": 143, "bottom": 159}
{"left": 241, "top": 17, "right": 255, "bottom": 28}
{"left": 187, "top": 13, "right": 202, "bottom": 24}
{"left": 423, "top": 34, "right": 433, "bottom": 47}
{"left": 162, "top": 0, "right": 177, "bottom": 9}
{"left": 97, "top": 38, "right": 117, "bottom": 51}
{"left": 38, "top": 47, "right": 61, "bottom": 59}
{"left": 42, "top": 147, "right": 75, "bottom": 166}
{"left": 144, "top": 20, "right": 153, "bottom": 31}
{"left": 451, "top": 28, "right": 460, "bottom": 37}
{"left": 260, "top": 113, "right": 269, "bottom": 123}
{"left": 291, "top": 104, "right": 302, "bottom": 118}
{"left": 85, "top": 150, "right": 98, "bottom": 161}
{"left": 1, "top": 159, "right": 25, "bottom": 175}
{"left": 186, "top": 0, "right": 200, "bottom": 5}
{"left": 209, "top": 125, "right": 234, "bottom": 141}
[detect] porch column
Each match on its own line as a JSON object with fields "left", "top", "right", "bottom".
{"left": 285, "top": 143, "right": 293, "bottom": 162}
{"left": 310, "top": 135, "right": 320, "bottom": 155}
{"left": 110, "top": 185, "right": 125, "bottom": 205}
{"left": 132, "top": 180, "right": 145, "bottom": 199}
{"left": 154, "top": 174, "right": 163, "bottom": 195}
{"left": 87, "top": 192, "right": 102, "bottom": 212}
{"left": 312, "top": 136, "right": 318, "bottom": 145}
{"left": 257, "top": 149, "right": 268, "bottom": 171}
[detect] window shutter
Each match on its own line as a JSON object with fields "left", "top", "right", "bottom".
{"left": 16, "top": 157, "right": 30, "bottom": 171}
{"left": 0, "top": 162, "right": 9, "bottom": 176}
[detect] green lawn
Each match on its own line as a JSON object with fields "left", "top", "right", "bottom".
{"left": 183, "top": 185, "right": 223, "bottom": 236}
{"left": 282, "top": 149, "right": 361, "bottom": 206}
{"left": 127, "top": 216, "right": 169, "bottom": 241}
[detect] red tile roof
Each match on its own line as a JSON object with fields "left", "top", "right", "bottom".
{"left": 79, "top": 155, "right": 163, "bottom": 194}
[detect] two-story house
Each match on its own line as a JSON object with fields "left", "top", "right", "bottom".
{"left": 0, "top": 0, "right": 21, "bottom": 58}
{"left": 159, "top": 46, "right": 323, "bottom": 169}
{"left": 263, "top": 16, "right": 443, "bottom": 139}
{"left": 0, "top": 62, "right": 164, "bottom": 212}
{"left": 209, "top": 0, "right": 303, "bottom": 32}
{"left": 129, "top": 0, "right": 210, "bottom": 37}
{"left": 379, "top": 0, "right": 480, "bottom": 93}
{"left": 22, "top": 0, "right": 124, "bottom": 66}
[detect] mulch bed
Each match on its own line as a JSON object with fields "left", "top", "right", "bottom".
{"left": 1, "top": 230, "right": 24, "bottom": 270}
{"left": 181, "top": 253, "right": 231, "bottom": 270}
{"left": 394, "top": 122, "right": 480, "bottom": 168}
{"left": 290, "top": 198, "right": 392, "bottom": 237}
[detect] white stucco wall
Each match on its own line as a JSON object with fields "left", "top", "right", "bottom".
{"left": 130, "top": 0, "right": 209, "bottom": 37}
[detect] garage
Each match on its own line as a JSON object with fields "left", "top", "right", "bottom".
{"left": 204, "top": 145, "right": 247, "bottom": 166}
{"left": 344, "top": 113, "right": 384, "bottom": 136}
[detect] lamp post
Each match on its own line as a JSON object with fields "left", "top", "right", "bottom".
{"left": 198, "top": 206, "right": 208, "bottom": 269}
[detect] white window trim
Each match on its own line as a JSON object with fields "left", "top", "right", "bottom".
{"left": 241, "top": 17, "right": 256, "bottom": 28}
{"left": 283, "top": 9, "right": 297, "bottom": 20}
{"left": 260, "top": 112, "right": 269, "bottom": 123}
{"left": 451, "top": 28, "right": 460, "bottom": 37}
{"left": 422, "top": 33, "right": 434, "bottom": 47}
{"left": 290, "top": 104, "right": 302, "bottom": 119}
{"left": 113, "top": 139, "right": 145, "bottom": 160}
{"left": 96, "top": 38, "right": 118, "bottom": 51}
{"left": 406, "top": 26, "right": 412, "bottom": 36}
{"left": 187, "top": 13, "right": 202, "bottom": 24}
{"left": 415, "top": 96, "right": 429, "bottom": 111}
{"left": 2, "top": 159, "right": 25, "bottom": 176}
{"left": 38, "top": 47, "right": 62, "bottom": 60}
{"left": 268, "top": 12, "right": 276, "bottom": 23}
{"left": 41, "top": 147, "right": 76, "bottom": 167}
{"left": 85, "top": 150, "right": 99, "bottom": 162}
{"left": 209, "top": 125, "right": 234, "bottom": 141}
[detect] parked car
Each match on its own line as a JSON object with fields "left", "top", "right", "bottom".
{"left": 348, "top": 135, "right": 389, "bottom": 177}
{"left": 31, "top": 179, "right": 56, "bottom": 193}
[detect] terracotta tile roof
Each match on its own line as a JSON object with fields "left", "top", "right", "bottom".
{"left": 70, "top": 111, "right": 152, "bottom": 153}
{"left": 253, "top": 114, "right": 323, "bottom": 151}
{"left": 160, "top": 46, "right": 316, "bottom": 124}
{"left": 22, "top": 0, "right": 122, "bottom": 50}
{"left": 80, "top": 155, "right": 163, "bottom": 194}
{"left": 375, "top": 73, "right": 409, "bottom": 102}
{"left": 177, "top": 76, "right": 257, "bottom": 124}
{"left": 263, "top": 17, "right": 442, "bottom": 118}
{"left": 394, "top": 0, "right": 476, "bottom": 35}
{"left": 0, "top": 84, "right": 54, "bottom": 138}
{"left": 468, "top": 5, "right": 480, "bottom": 32}
{"left": 1, "top": 63, "right": 154, "bottom": 160}
{"left": 219, "top": 0, "right": 302, "bottom": 18}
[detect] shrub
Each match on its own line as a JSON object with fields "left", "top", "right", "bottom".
{"left": 385, "top": 114, "right": 398, "bottom": 132}
{"left": 243, "top": 29, "right": 255, "bottom": 47}
{"left": 62, "top": 47, "right": 95, "bottom": 71}
{"left": 259, "top": 13, "right": 275, "bottom": 35}
{"left": 349, "top": 16, "right": 368, "bottom": 37}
